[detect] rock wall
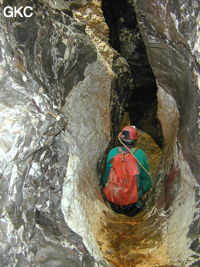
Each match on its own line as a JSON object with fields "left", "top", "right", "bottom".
{"left": 0, "top": 0, "right": 132, "bottom": 266}
{"left": 0, "top": 1, "right": 98, "bottom": 265}
{"left": 102, "top": 0, "right": 163, "bottom": 148}
{"left": 61, "top": 0, "right": 133, "bottom": 261}
{"left": 0, "top": 0, "right": 199, "bottom": 266}
{"left": 133, "top": 0, "right": 200, "bottom": 265}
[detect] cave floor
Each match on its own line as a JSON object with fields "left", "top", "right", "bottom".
{"left": 97, "top": 132, "right": 171, "bottom": 267}
{"left": 98, "top": 210, "right": 169, "bottom": 267}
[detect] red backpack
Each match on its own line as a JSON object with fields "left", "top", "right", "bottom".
{"left": 103, "top": 148, "right": 140, "bottom": 205}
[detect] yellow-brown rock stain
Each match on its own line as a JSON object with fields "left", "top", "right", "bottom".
{"left": 97, "top": 209, "right": 170, "bottom": 267}
{"left": 97, "top": 123, "right": 171, "bottom": 266}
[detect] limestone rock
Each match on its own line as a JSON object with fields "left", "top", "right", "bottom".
{"left": 38, "top": 0, "right": 92, "bottom": 11}
{"left": 0, "top": 0, "right": 199, "bottom": 266}
{"left": 102, "top": 0, "right": 163, "bottom": 147}
{"left": 0, "top": 0, "right": 132, "bottom": 266}
{"left": 134, "top": 0, "right": 200, "bottom": 265}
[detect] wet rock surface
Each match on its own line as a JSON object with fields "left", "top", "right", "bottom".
{"left": 96, "top": 131, "right": 163, "bottom": 267}
{"left": 133, "top": 0, "right": 200, "bottom": 265}
{"left": 0, "top": 1, "right": 102, "bottom": 266}
{"left": 0, "top": 0, "right": 199, "bottom": 266}
{"left": 0, "top": 0, "right": 132, "bottom": 266}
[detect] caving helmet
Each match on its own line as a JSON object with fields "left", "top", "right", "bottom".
{"left": 119, "top": 125, "right": 138, "bottom": 144}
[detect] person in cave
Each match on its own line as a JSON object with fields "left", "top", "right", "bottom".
{"left": 101, "top": 126, "right": 152, "bottom": 216}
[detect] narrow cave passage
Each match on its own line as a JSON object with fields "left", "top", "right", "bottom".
{"left": 102, "top": 0, "right": 163, "bottom": 148}
{"left": 1, "top": 1, "right": 198, "bottom": 266}
{"left": 100, "top": 0, "right": 164, "bottom": 213}
{"left": 97, "top": 1, "right": 166, "bottom": 266}
{"left": 97, "top": 131, "right": 162, "bottom": 266}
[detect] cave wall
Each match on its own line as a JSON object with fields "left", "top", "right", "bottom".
{"left": 0, "top": 0, "right": 199, "bottom": 266}
{"left": 0, "top": 1, "right": 99, "bottom": 265}
{"left": 61, "top": 0, "right": 133, "bottom": 260}
{"left": 0, "top": 0, "right": 132, "bottom": 266}
{"left": 133, "top": 0, "right": 200, "bottom": 265}
{"left": 102, "top": 0, "right": 163, "bottom": 147}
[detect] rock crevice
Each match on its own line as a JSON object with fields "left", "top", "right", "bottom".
{"left": 0, "top": 0, "right": 199, "bottom": 266}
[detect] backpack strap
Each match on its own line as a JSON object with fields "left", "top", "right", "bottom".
{"left": 130, "top": 147, "right": 137, "bottom": 154}
{"left": 117, "top": 135, "right": 152, "bottom": 181}
{"left": 118, "top": 146, "right": 136, "bottom": 154}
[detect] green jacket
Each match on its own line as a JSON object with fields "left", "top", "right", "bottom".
{"left": 102, "top": 147, "right": 152, "bottom": 199}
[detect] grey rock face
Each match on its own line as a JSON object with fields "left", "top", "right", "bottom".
{"left": 0, "top": 0, "right": 199, "bottom": 266}
{"left": 102, "top": 0, "right": 163, "bottom": 147}
{"left": 0, "top": 2, "right": 102, "bottom": 266}
{"left": 0, "top": 0, "right": 132, "bottom": 266}
{"left": 133, "top": 0, "right": 200, "bottom": 265}
{"left": 38, "top": 0, "right": 92, "bottom": 11}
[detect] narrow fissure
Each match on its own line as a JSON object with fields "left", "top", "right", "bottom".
{"left": 102, "top": 0, "right": 163, "bottom": 148}
{"left": 1, "top": 1, "right": 198, "bottom": 266}
{"left": 97, "top": 1, "right": 165, "bottom": 266}
{"left": 101, "top": 0, "right": 163, "bottom": 195}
